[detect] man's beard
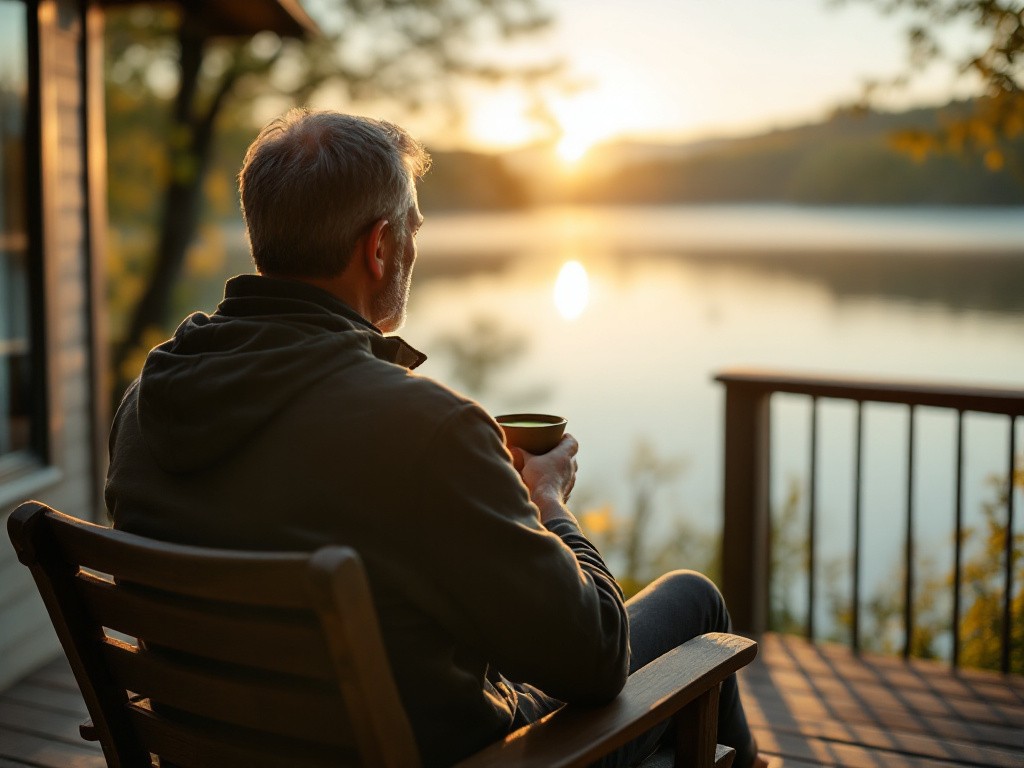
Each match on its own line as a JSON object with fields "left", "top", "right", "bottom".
{"left": 372, "top": 247, "right": 414, "bottom": 333}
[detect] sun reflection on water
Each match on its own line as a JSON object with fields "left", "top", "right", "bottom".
{"left": 554, "top": 260, "right": 590, "bottom": 320}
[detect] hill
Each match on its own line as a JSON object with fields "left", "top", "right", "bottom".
{"left": 200, "top": 102, "right": 1024, "bottom": 215}
{"left": 417, "top": 149, "right": 529, "bottom": 211}
{"left": 569, "top": 104, "right": 1024, "bottom": 206}
{"left": 416, "top": 102, "right": 1024, "bottom": 210}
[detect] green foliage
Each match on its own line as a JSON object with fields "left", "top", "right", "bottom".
{"left": 104, "top": 0, "right": 557, "bottom": 401}
{"left": 430, "top": 315, "right": 550, "bottom": 406}
{"left": 771, "top": 457, "right": 1023, "bottom": 672}
{"left": 570, "top": 105, "right": 1024, "bottom": 206}
{"left": 837, "top": 0, "right": 1024, "bottom": 173}
{"left": 957, "top": 469, "right": 1024, "bottom": 673}
{"left": 846, "top": 465, "right": 1024, "bottom": 670}
{"left": 769, "top": 477, "right": 808, "bottom": 636}
{"left": 430, "top": 316, "right": 521, "bottom": 396}
{"left": 298, "top": 0, "right": 557, "bottom": 108}
{"left": 845, "top": 557, "right": 948, "bottom": 658}
{"left": 418, "top": 151, "right": 529, "bottom": 211}
{"left": 577, "top": 439, "right": 717, "bottom": 599}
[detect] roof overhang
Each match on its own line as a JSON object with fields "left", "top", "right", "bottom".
{"left": 98, "top": 0, "right": 320, "bottom": 38}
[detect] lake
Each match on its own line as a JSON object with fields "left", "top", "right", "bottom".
{"left": 408, "top": 204, "right": 1024, "bottom": 641}
{"left": 218, "top": 204, "right": 1024, "bottom": 647}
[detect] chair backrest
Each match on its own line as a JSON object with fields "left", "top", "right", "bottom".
{"left": 7, "top": 500, "right": 421, "bottom": 768}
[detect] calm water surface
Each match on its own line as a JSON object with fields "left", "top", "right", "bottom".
{"left": 208, "top": 205, "right": 1023, "bottom": 640}
{"left": 404, "top": 204, "right": 1024, "bottom": 629}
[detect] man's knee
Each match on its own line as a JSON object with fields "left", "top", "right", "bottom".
{"left": 656, "top": 569, "right": 721, "bottom": 600}
{"left": 626, "top": 570, "right": 734, "bottom": 670}
{"left": 654, "top": 570, "right": 730, "bottom": 630}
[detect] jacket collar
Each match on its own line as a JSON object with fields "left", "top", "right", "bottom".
{"left": 221, "top": 274, "right": 427, "bottom": 370}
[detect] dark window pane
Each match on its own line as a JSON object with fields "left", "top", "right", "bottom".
{"left": 0, "top": 0, "right": 32, "bottom": 458}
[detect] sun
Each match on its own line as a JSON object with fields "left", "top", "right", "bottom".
{"left": 459, "top": 81, "right": 637, "bottom": 163}
{"left": 549, "top": 92, "right": 618, "bottom": 165}
{"left": 556, "top": 133, "right": 595, "bottom": 164}
{"left": 463, "top": 88, "right": 541, "bottom": 151}
{"left": 553, "top": 260, "right": 590, "bottom": 319}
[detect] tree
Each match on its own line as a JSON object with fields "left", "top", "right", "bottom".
{"left": 769, "top": 477, "right": 808, "bottom": 637}
{"left": 105, "top": 0, "right": 558, "bottom": 401}
{"left": 430, "top": 315, "right": 552, "bottom": 408}
{"left": 576, "top": 439, "right": 716, "bottom": 599}
{"left": 838, "top": 1, "right": 1024, "bottom": 172}
{"left": 956, "top": 467, "right": 1024, "bottom": 673}
{"left": 803, "top": 459, "right": 1023, "bottom": 671}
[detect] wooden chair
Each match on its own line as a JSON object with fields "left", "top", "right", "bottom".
{"left": 8, "top": 500, "right": 757, "bottom": 768}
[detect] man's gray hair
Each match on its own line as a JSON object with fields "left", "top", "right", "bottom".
{"left": 239, "top": 109, "right": 431, "bottom": 278}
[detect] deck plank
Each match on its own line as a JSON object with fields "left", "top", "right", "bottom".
{"left": 741, "top": 634, "right": 1024, "bottom": 767}
{"left": 745, "top": 703, "right": 1022, "bottom": 767}
{"left": 1, "top": 682, "right": 90, "bottom": 717}
{"left": 25, "top": 658, "right": 79, "bottom": 693}
{"left": 0, "top": 698, "right": 90, "bottom": 744}
{"left": 751, "top": 726, "right": 992, "bottom": 767}
{"left": 1, "top": 634, "right": 1021, "bottom": 767}
{"left": 742, "top": 663, "right": 1023, "bottom": 728}
{"left": 759, "top": 633, "right": 1024, "bottom": 705}
{"left": 742, "top": 675, "right": 1023, "bottom": 750}
{"left": 0, "top": 730, "right": 103, "bottom": 768}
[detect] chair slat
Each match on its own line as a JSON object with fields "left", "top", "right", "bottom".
{"left": 46, "top": 509, "right": 316, "bottom": 609}
{"left": 73, "top": 571, "right": 340, "bottom": 680}
{"left": 10, "top": 502, "right": 763, "bottom": 768}
{"left": 99, "top": 639, "right": 355, "bottom": 747}
{"left": 125, "top": 699, "right": 357, "bottom": 768}
{"left": 9, "top": 501, "right": 423, "bottom": 767}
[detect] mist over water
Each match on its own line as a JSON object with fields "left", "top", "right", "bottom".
{"left": 407, "top": 204, "right": 1024, "bottom": 641}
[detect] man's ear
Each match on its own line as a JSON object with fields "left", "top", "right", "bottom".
{"left": 362, "top": 218, "right": 391, "bottom": 281}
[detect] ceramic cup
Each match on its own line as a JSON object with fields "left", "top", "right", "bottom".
{"left": 495, "top": 413, "right": 568, "bottom": 454}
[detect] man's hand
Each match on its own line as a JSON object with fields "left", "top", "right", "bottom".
{"left": 512, "top": 434, "right": 579, "bottom": 525}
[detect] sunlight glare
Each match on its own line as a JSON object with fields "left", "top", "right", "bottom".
{"left": 549, "top": 90, "right": 621, "bottom": 165}
{"left": 465, "top": 90, "right": 537, "bottom": 150}
{"left": 554, "top": 260, "right": 590, "bottom": 320}
{"left": 556, "top": 134, "right": 592, "bottom": 164}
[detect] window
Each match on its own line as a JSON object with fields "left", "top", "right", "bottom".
{"left": 0, "top": 0, "right": 37, "bottom": 468}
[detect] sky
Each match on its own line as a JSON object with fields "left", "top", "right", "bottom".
{"left": 420, "top": 0, "right": 985, "bottom": 155}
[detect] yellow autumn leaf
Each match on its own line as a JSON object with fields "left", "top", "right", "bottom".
{"left": 983, "top": 149, "right": 1004, "bottom": 171}
{"left": 579, "top": 505, "right": 614, "bottom": 536}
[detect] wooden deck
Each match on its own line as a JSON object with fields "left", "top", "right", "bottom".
{"left": 743, "top": 634, "right": 1024, "bottom": 767}
{"left": 0, "top": 633, "right": 1021, "bottom": 767}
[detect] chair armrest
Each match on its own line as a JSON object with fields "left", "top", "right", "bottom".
{"left": 455, "top": 632, "right": 757, "bottom": 768}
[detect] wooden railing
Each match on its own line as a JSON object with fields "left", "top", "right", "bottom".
{"left": 716, "top": 368, "right": 1024, "bottom": 672}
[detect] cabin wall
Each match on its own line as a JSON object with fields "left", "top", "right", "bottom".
{"left": 0, "top": 0, "right": 103, "bottom": 690}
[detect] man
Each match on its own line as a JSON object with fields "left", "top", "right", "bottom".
{"left": 106, "top": 109, "right": 764, "bottom": 767}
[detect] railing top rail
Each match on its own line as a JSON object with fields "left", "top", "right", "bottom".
{"left": 715, "top": 368, "right": 1024, "bottom": 416}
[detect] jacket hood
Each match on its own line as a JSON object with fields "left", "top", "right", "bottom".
{"left": 135, "top": 275, "right": 425, "bottom": 473}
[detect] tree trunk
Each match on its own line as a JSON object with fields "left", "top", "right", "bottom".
{"left": 110, "top": 11, "right": 227, "bottom": 402}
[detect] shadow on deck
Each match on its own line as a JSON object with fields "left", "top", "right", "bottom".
{"left": 744, "top": 634, "right": 1024, "bottom": 767}
{"left": 1, "top": 632, "right": 1021, "bottom": 767}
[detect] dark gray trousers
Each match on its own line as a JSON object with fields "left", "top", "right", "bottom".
{"left": 611, "top": 570, "right": 758, "bottom": 768}
{"left": 513, "top": 570, "right": 758, "bottom": 768}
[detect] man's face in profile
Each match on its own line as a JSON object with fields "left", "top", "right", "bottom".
{"left": 373, "top": 180, "right": 423, "bottom": 334}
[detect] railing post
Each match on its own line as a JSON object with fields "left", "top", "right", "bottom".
{"left": 718, "top": 378, "right": 772, "bottom": 636}
{"left": 715, "top": 367, "right": 1024, "bottom": 662}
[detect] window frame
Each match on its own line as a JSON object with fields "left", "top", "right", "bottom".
{"left": 0, "top": 0, "right": 50, "bottom": 483}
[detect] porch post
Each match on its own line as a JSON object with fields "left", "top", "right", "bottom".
{"left": 717, "top": 376, "right": 771, "bottom": 636}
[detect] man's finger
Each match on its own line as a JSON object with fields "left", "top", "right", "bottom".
{"left": 510, "top": 447, "right": 525, "bottom": 472}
